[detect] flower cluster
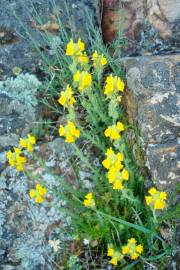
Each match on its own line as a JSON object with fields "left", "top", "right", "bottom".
{"left": 145, "top": 187, "right": 167, "bottom": 210}
{"left": 104, "top": 121, "right": 125, "bottom": 141}
{"left": 29, "top": 183, "right": 47, "bottom": 204}
{"left": 59, "top": 120, "right": 80, "bottom": 143}
{"left": 107, "top": 245, "right": 123, "bottom": 266}
{"left": 6, "top": 134, "right": 36, "bottom": 172}
{"left": 58, "top": 85, "right": 76, "bottom": 108}
{"left": 102, "top": 148, "right": 124, "bottom": 170}
{"left": 92, "top": 50, "right": 107, "bottom": 68}
{"left": 122, "top": 238, "right": 143, "bottom": 260}
{"left": 107, "top": 239, "right": 143, "bottom": 266}
{"left": 66, "top": 38, "right": 89, "bottom": 71}
{"left": 73, "top": 70, "right": 92, "bottom": 92}
{"left": 104, "top": 74, "right": 124, "bottom": 97}
{"left": 57, "top": 38, "right": 168, "bottom": 267}
{"left": 6, "top": 147, "right": 27, "bottom": 171}
{"left": 83, "top": 192, "right": 95, "bottom": 208}
{"left": 102, "top": 148, "right": 128, "bottom": 190}
{"left": 19, "top": 134, "right": 36, "bottom": 153}
{"left": 108, "top": 167, "right": 129, "bottom": 190}
{"left": 78, "top": 52, "right": 89, "bottom": 66}
{"left": 66, "top": 38, "right": 85, "bottom": 57}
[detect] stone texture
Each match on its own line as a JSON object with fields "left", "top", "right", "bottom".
{"left": 0, "top": 0, "right": 100, "bottom": 145}
{"left": 121, "top": 54, "right": 180, "bottom": 191}
{"left": 0, "top": 93, "right": 36, "bottom": 148}
{"left": 0, "top": 137, "right": 96, "bottom": 269}
{"left": 0, "top": 0, "right": 100, "bottom": 79}
{"left": 0, "top": 138, "right": 73, "bottom": 269}
{"left": 102, "top": 0, "right": 180, "bottom": 56}
{"left": 0, "top": 73, "right": 41, "bottom": 148}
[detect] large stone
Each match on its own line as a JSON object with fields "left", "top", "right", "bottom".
{"left": 102, "top": 0, "right": 180, "bottom": 56}
{"left": 0, "top": 0, "right": 100, "bottom": 79}
{"left": 121, "top": 54, "right": 180, "bottom": 191}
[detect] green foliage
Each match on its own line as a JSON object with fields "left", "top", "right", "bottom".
{"left": 13, "top": 4, "right": 177, "bottom": 269}
{"left": 42, "top": 36, "right": 172, "bottom": 268}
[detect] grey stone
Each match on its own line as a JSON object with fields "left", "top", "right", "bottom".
{"left": 146, "top": 141, "right": 179, "bottom": 190}
{"left": 0, "top": 134, "right": 101, "bottom": 268}
{"left": 0, "top": 0, "right": 100, "bottom": 79}
{"left": 121, "top": 54, "right": 180, "bottom": 191}
{"left": 0, "top": 93, "right": 37, "bottom": 148}
{"left": 0, "top": 138, "right": 73, "bottom": 269}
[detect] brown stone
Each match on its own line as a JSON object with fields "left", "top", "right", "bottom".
{"left": 102, "top": 0, "right": 180, "bottom": 55}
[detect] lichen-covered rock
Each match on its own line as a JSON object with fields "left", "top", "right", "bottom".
{"left": 0, "top": 137, "right": 95, "bottom": 269}
{"left": 0, "top": 73, "right": 41, "bottom": 148}
{"left": 0, "top": 0, "right": 100, "bottom": 79}
{"left": 121, "top": 54, "right": 180, "bottom": 192}
{"left": 0, "top": 138, "right": 74, "bottom": 269}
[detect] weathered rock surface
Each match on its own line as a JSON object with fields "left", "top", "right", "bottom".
{"left": 0, "top": 138, "right": 74, "bottom": 269}
{"left": 0, "top": 136, "right": 96, "bottom": 269}
{"left": 0, "top": 0, "right": 100, "bottom": 79}
{"left": 102, "top": 0, "right": 180, "bottom": 56}
{"left": 122, "top": 54, "right": 180, "bottom": 192}
{"left": 0, "top": 73, "right": 41, "bottom": 148}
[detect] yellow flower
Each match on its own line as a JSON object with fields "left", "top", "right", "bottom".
{"left": 145, "top": 187, "right": 167, "bottom": 210}
{"left": 35, "top": 196, "right": 44, "bottom": 204}
{"left": 83, "top": 192, "right": 95, "bottom": 208}
{"left": 58, "top": 85, "right": 76, "bottom": 108}
{"left": 92, "top": 50, "right": 107, "bottom": 68}
{"left": 36, "top": 183, "right": 47, "bottom": 196}
{"left": 73, "top": 70, "right": 92, "bottom": 92}
{"left": 29, "top": 183, "right": 47, "bottom": 204}
{"left": 59, "top": 120, "right": 80, "bottom": 143}
{"left": 107, "top": 245, "right": 114, "bottom": 257}
{"left": 104, "top": 122, "right": 124, "bottom": 141}
{"left": 110, "top": 257, "right": 118, "bottom": 266}
{"left": 122, "top": 238, "right": 143, "bottom": 260}
{"left": 66, "top": 38, "right": 85, "bottom": 56}
{"left": 107, "top": 245, "right": 123, "bottom": 266}
{"left": 104, "top": 74, "right": 125, "bottom": 97}
{"left": 107, "top": 167, "right": 129, "bottom": 190}
{"left": 78, "top": 52, "right": 89, "bottom": 65}
{"left": 122, "top": 246, "right": 129, "bottom": 254}
{"left": 136, "top": 245, "right": 143, "bottom": 253}
{"left": 19, "top": 134, "right": 36, "bottom": 153}
{"left": 6, "top": 147, "right": 27, "bottom": 171}
{"left": 102, "top": 147, "right": 124, "bottom": 170}
{"left": 121, "top": 169, "right": 129, "bottom": 180}
{"left": 113, "top": 180, "right": 123, "bottom": 190}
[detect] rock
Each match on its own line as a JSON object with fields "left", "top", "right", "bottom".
{"left": 0, "top": 0, "right": 100, "bottom": 79}
{"left": 0, "top": 138, "right": 72, "bottom": 269}
{"left": 102, "top": 0, "right": 180, "bottom": 56}
{"left": 0, "top": 136, "right": 95, "bottom": 269}
{"left": 0, "top": 73, "right": 41, "bottom": 148}
{"left": 121, "top": 54, "right": 180, "bottom": 191}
